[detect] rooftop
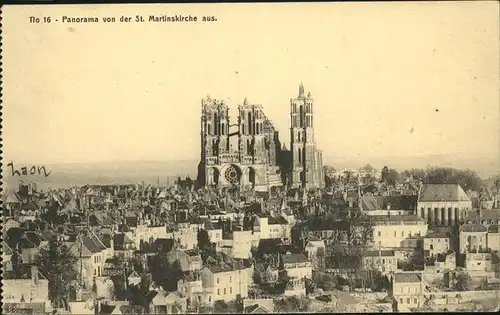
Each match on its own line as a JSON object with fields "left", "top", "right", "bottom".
{"left": 394, "top": 273, "right": 422, "bottom": 283}
{"left": 459, "top": 223, "right": 488, "bottom": 233}
{"left": 419, "top": 184, "right": 470, "bottom": 202}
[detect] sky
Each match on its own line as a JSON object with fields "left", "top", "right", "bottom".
{"left": 3, "top": 2, "right": 499, "bottom": 169}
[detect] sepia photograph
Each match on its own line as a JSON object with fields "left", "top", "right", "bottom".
{"left": 1, "top": 2, "right": 499, "bottom": 314}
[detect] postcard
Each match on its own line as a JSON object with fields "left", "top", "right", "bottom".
{"left": 1, "top": 2, "right": 499, "bottom": 314}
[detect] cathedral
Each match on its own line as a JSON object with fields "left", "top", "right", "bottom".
{"left": 197, "top": 83, "right": 324, "bottom": 192}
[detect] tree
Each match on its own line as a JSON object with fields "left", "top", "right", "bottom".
{"left": 426, "top": 167, "right": 484, "bottom": 191}
{"left": 360, "top": 164, "right": 377, "bottom": 185}
{"left": 401, "top": 168, "right": 427, "bottom": 182}
{"left": 323, "top": 165, "right": 338, "bottom": 188}
{"left": 197, "top": 229, "right": 210, "bottom": 250}
{"left": 454, "top": 273, "right": 472, "bottom": 291}
{"left": 11, "top": 248, "right": 24, "bottom": 278}
{"left": 274, "top": 297, "right": 311, "bottom": 313}
{"left": 386, "top": 169, "right": 401, "bottom": 186}
{"left": 35, "top": 239, "right": 77, "bottom": 309}
{"left": 381, "top": 166, "right": 389, "bottom": 183}
{"left": 149, "top": 253, "right": 183, "bottom": 292}
{"left": 401, "top": 249, "right": 425, "bottom": 271}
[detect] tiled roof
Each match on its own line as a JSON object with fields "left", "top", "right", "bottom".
{"left": 268, "top": 215, "right": 288, "bottom": 225}
{"left": 424, "top": 231, "right": 449, "bottom": 239}
{"left": 459, "top": 223, "right": 487, "bottom": 233}
{"left": 2, "top": 241, "right": 13, "bottom": 255}
{"left": 466, "top": 209, "right": 500, "bottom": 222}
{"left": 282, "top": 253, "right": 308, "bottom": 264}
{"left": 419, "top": 184, "right": 470, "bottom": 202}
{"left": 114, "top": 233, "right": 134, "bottom": 249}
{"left": 379, "top": 195, "right": 418, "bottom": 211}
{"left": 82, "top": 236, "right": 104, "bottom": 253}
{"left": 245, "top": 304, "right": 271, "bottom": 313}
{"left": 394, "top": 273, "right": 421, "bottom": 283}
{"left": 21, "top": 202, "right": 38, "bottom": 211}
{"left": 488, "top": 225, "right": 499, "bottom": 233}
{"left": 4, "top": 190, "right": 21, "bottom": 204}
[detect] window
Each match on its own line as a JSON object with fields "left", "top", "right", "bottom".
{"left": 394, "top": 231, "right": 397, "bottom": 237}
{"left": 401, "top": 231, "right": 404, "bottom": 237}
{"left": 444, "top": 239, "right": 448, "bottom": 243}
{"left": 209, "top": 296, "right": 212, "bottom": 302}
{"left": 224, "top": 288, "right": 226, "bottom": 295}
{"left": 414, "top": 298, "right": 418, "bottom": 304}
{"left": 230, "top": 287, "right": 232, "bottom": 294}
{"left": 217, "top": 289, "right": 220, "bottom": 295}
{"left": 438, "top": 239, "right": 440, "bottom": 242}
{"left": 382, "top": 259, "right": 385, "bottom": 264}
{"left": 217, "top": 277, "right": 219, "bottom": 284}
{"left": 399, "top": 298, "right": 403, "bottom": 304}
{"left": 407, "top": 298, "right": 410, "bottom": 304}
{"left": 229, "top": 276, "right": 232, "bottom": 283}
{"left": 378, "top": 231, "right": 381, "bottom": 237}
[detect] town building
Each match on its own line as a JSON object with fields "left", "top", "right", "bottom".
{"left": 417, "top": 184, "right": 472, "bottom": 226}
{"left": 362, "top": 249, "right": 397, "bottom": 275}
{"left": 356, "top": 215, "right": 428, "bottom": 249}
{"left": 459, "top": 223, "right": 488, "bottom": 253}
{"left": 393, "top": 273, "right": 423, "bottom": 311}
{"left": 2, "top": 266, "right": 51, "bottom": 315}
{"left": 199, "top": 258, "right": 253, "bottom": 304}
{"left": 423, "top": 231, "right": 450, "bottom": 257}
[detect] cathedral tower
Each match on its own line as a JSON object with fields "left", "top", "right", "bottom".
{"left": 197, "top": 96, "right": 230, "bottom": 187}
{"left": 289, "top": 83, "right": 324, "bottom": 189}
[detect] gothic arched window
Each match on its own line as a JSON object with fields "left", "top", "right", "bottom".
{"left": 214, "top": 113, "right": 218, "bottom": 135}
{"left": 298, "top": 148, "right": 302, "bottom": 163}
{"left": 299, "top": 106, "right": 304, "bottom": 128}
{"left": 247, "top": 112, "right": 252, "bottom": 134}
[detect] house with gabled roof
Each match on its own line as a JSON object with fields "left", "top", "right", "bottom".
{"left": 304, "top": 236, "right": 326, "bottom": 269}
{"left": 2, "top": 266, "right": 51, "bottom": 314}
{"left": 199, "top": 257, "right": 253, "bottom": 304}
{"left": 66, "top": 232, "right": 109, "bottom": 289}
{"left": 392, "top": 272, "right": 423, "bottom": 311}
{"left": 2, "top": 241, "right": 14, "bottom": 272}
{"left": 253, "top": 262, "right": 279, "bottom": 285}
{"left": 276, "top": 253, "right": 312, "bottom": 280}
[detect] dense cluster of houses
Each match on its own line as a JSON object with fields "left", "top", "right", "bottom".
{"left": 2, "top": 177, "right": 500, "bottom": 314}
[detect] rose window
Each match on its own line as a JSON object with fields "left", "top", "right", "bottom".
{"left": 224, "top": 165, "right": 241, "bottom": 184}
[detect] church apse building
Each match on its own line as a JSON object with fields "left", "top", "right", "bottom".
{"left": 197, "top": 83, "right": 324, "bottom": 192}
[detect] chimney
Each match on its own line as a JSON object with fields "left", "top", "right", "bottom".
{"left": 76, "top": 286, "right": 83, "bottom": 301}
{"left": 31, "top": 265, "right": 39, "bottom": 285}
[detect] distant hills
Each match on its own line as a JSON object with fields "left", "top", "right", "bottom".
{"left": 3, "top": 160, "right": 198, "bottom": 191}
{"left": 2, "top": 154, "right": 498, "bottom": 191}
{"left": 324, "top": 154, "right": 499, "bottom": 178}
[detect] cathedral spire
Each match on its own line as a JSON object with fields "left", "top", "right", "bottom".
{"left": 299, "top": 81, "right": 304, "bottom": 96}
{"left": 243, "top": 97, "right": 248, "bottom": 105}
{"left": 298, "top": 82, "right": 305, "bottom": 97}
